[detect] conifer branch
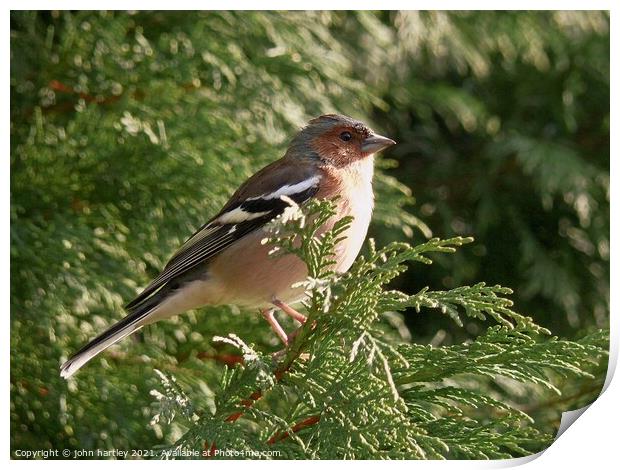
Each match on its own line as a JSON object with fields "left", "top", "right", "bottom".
{"left": 149, "top": 200, "right": 608, "bottom": 459}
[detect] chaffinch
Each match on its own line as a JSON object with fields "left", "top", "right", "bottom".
{"left": 60, "top": 114, "right": 396, "bottom": 378}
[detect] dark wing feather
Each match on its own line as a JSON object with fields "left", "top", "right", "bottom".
{"left": 125, "top": 161, "right": 319, "bottom": 310}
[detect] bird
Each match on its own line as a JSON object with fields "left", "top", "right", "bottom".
{"left": 60, "top": 114, "right": 396, "bottom": 379}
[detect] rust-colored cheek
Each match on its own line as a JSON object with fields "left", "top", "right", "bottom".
{"left": 311, "top": 134, "right": 362, "bottom": 167}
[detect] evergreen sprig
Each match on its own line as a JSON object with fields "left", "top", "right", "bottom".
{"left": 150, "top": 200, "right": 608, "bottom": 459}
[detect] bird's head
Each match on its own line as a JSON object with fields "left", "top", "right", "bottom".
{"left": 287, "top": 114, "right": 396, "bottom": 167}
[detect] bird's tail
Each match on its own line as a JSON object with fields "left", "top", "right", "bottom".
{"left": 60, "top": 294, "right": 163, "bottom": 379}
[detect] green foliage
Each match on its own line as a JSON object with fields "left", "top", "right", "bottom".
{"left": 352, "top": 11, "right": 610, "bottom": 337}
{"left": 150, "top": 200, "right": 607, "bottom": 459}
{"left": 10, "top": 11, "right": 608, "bottom": 459}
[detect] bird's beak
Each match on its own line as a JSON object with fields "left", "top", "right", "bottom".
{"left": 361, "top": 134, "right": 396, "bottom": 154}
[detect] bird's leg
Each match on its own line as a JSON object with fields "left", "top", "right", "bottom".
{"left": 263, "top": 300, "right": 307, "bottom": 352}
{"left": 268, "top": 301, "right": 315, "bottom": 362}
{"left": 272, "top": 299, "right": 307, "bottom": 324}
{"left": 261, "top": 308, "right": 290, "bottom": 345}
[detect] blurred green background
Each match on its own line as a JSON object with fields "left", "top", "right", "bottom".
{"left": 10, "top": 11, "right": 609, "bottom": 455}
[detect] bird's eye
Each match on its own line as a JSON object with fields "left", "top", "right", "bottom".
{"left": 339, "top": 131, "right": 352, "bottom": 142}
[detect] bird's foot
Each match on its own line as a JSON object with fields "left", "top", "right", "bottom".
{"left": 272, "top": 346, "right": 310, "bottom": 362}
{"left": 272, "top": 298, "right": 307, "bottom": 324}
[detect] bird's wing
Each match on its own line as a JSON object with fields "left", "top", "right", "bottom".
{"left": 125, "top": 159, "right": 321, "bottom": 310}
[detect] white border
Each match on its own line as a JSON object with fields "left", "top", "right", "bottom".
{"left": 2, "top": 1, "right": 616, "bottom": 10}
{"left": 4, "top": 3, "right": 617, "bottom": 468}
